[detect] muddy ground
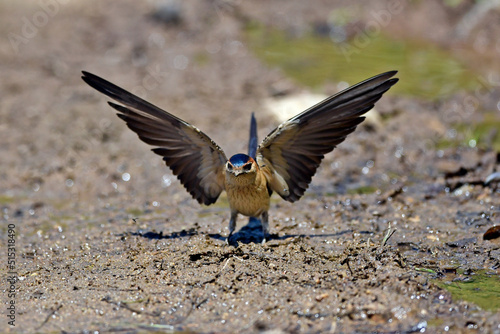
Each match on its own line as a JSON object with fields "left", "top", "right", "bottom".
{"left": 1, "top": 0, "right": 499, "bottom": 333}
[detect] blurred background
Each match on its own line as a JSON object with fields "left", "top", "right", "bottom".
{"left": 0, "top": 0, "right": 499, "bottom": 219}
{"left": 1, "top": 1, "right": 500, "bottom": 332}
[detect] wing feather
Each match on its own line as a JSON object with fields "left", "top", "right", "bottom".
{"left": 257, "top": 71, "right": 398, "bottom": 202}
{"left": 82, "top": 71, "right": 227, "bottom": 205}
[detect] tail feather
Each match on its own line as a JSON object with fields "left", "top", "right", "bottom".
{"left": 248, "top": 112, "right": 258, "bottom": 159}
{"left": 248, "top": 112, "right": 260, "bottom": 226}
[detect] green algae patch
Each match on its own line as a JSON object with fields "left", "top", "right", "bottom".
{"left": 435, "top": 112, "right": 500, "bottom": 151}
{"left": 0, "top": 195, "right": 15, "bottom": 204}
{"left": 126, "top": 208, "right": 145, "bottom": 217}
{"left": 456, "top": 112, "right": 500, "bottom": 151}
{"left": 245, "top": 23, "right": 478, "bottom": 100}
{"left": 436, "top": 270, "right": 500, "bottom": 311}
{"left": 347, "top": 185, "right": 378, "bottom": 195}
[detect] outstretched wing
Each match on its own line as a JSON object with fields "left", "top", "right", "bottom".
{"left": 257, "top": 71, "right": 398, "bottom": 202}
{"left": 82, "top": 71, "right": 227, "bottom": 205}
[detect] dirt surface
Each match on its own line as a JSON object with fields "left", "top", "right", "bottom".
{"left": 1, "top": 0, "right": 499, "bottom": 333}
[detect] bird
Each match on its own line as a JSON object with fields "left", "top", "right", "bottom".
{"left": 82, "top": 70, "right": 398, "bottom": 243}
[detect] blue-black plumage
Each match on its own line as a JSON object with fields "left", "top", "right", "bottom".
{"left": 229, "top": 153, "right": 251, "bottom": 167}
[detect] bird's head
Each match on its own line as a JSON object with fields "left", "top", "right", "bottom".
{"left": 226, "top": 153, "right": 258, "bottom": 177}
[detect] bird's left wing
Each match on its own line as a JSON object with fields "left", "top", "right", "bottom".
{"left": 257, "top": 71, "right": 398, "bottom": 202}
{"left": 82, "top": 71, "right": 227, "bottom": 205}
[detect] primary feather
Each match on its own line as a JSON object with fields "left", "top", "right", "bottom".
{"left": 257, "top": 71, "right": 398, "bottom": 202}
{"left": 82, "top": 71, "right": 227, "bottom": 205}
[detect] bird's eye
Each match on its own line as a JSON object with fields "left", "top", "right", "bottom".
{"left": 243, "top": 163, "right": 252, "bottom": 171}
{"left": 226, "top": 163, "right": 233, "bottom": 171}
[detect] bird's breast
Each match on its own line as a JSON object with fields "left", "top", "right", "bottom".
{"left": 225, "top": 172, "right": 270, "bottom": 217}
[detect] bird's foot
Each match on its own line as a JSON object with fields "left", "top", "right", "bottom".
{"left": 226, "top": 232, "right": 235, "bottom": 246}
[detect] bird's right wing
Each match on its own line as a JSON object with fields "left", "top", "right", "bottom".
{"left": 82, "top": 71, "right": 227, "bottom": 205}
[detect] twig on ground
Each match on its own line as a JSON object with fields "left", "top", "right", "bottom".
{"left": 36, "top": 304, "right": 63, "bottom": 330}
{"left": 381, "top": 222, "right": 397, "bottom": 247}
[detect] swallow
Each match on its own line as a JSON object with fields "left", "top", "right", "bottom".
{"left": 82, "top": 70, "right": 398, "bottom": 242}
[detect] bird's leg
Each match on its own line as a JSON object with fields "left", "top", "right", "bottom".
{"left": 261, "top": 211, "right": 269, "bottom": 243}
{"left": 226, "top": 211, "right": 238, "bottom": 244}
